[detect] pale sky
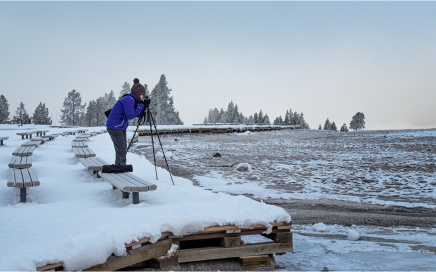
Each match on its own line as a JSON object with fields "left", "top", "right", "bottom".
{"left": 1, "top": 1, "right": 435, "bottom": 130}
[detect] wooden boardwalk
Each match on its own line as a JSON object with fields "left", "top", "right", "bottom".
{"left": 138, "top": 125, "right": 301, "bottom": 136}
{"left": 38, "top": 222, "right": 292, "bottom": 271}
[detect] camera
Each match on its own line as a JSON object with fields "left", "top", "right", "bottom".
{"left": 143, "top": 96, "right": 151, "bottom": 108}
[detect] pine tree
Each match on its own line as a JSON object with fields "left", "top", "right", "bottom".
{"left": 0, "top": 94, "right": 10, "bottom": 123}
{"left": 149, "top": 75, "right": 183, "bottom": 125}
{"left": 104, "top": 90, "right": 117, "bottom": 110}
{"left": 318, "top": 124, "right": 322, "bottom": 130}
{"left": 331, "top": 121, "right": 338, "bottom": 131}
{"left": 14, "top": 102, "right": 30, "bottom": 124}
{"left": 263, "top": 114, "right": 271, "bottom": 124}
{"left": 323, "top": 118, "right": 331, "bottom": 130}
{"left": 119, "top": 82, "right": 131, "bottom": 98}
{"left": 32, "top": 102, "right": 52, "bottom": 125}
{"left": 350, "top": 112, "right": 366, "bottom": 131}
{"left": 340, "top": 123, "right": 349, "bottom": 132}
{"left": 61, "top": 90, "right": 86, "bottom": 126}
{"left": 258, "top": 110, "right": 264, "bottom": 124}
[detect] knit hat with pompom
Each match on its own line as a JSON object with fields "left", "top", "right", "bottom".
{"left": 131, "top": 78, "right": 146, "bottom": 99}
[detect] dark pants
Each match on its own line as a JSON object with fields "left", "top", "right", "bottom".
{"left": 107, "top": 128, "right": 127, "bottom": 166}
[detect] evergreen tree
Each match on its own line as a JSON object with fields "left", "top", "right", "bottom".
{"left": 253, "top": 113, "right": 258, "bottom": 124}
{"left": 350, "top": 112, "right": 366, "bottom": 131}
{"left": 340, "top": 123, "right": 349, "bottom": 132}
{"left": 331, "top": 121, "right": 338, "bottom": 131}
{"left": 258, "top": 110, "right": 264, "bottom": 124}
{"left": 263, "top": 114, "right": 271, "bottom": 124}
{"left": 149, "top": 74, "right": 183, "bottom": 125}
{"left": 318, "top": 124, "right": 322, "bottom": 130}
{"left": 0, "top": 94, "right": 9, "bottom": 123}
{"left": 119, "top": 82, "right": 131, "bottom": 98}
{"left": 14, "top": 102, "right": 30, "bottom": 124}
{"left": 323, "top": 118, "right": 331, "bottom": 130}
{"left": 284, "top": 110, "right": 289, "bottom": 124}
{"left": 104, "top": 90, "right": 117, "bottom": 110}
{"left": 60, "top": 90, "right": 86, "bottom": 126}
{"left": 32, "top": 102, "right": 52, "bottom": 125}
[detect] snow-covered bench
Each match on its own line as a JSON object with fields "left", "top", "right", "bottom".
{"left": 22, "top": 140, "right": 42, "bottom": 147}
{"left": 78, "top": 157, "right": 157, "bottom": 204}
{"left": 99, "top": 172, "right": 157, "bottom": 204}
{"left": 72, "top": 147, "right": 96, "bottom": 158}
{"left": 78, "top": 157, "right": 107, "bottom": 176}
{"left": 72, "top": 141, "right": 88, "bottom": 148}
{"left": 7, "top": 168, "right": 40, "bottom": 202}
{"left": 0, "top": 136, "right": 8, "bottom": 146}
{"left": 16, "top": 131, "right": 35, "bottom": 139}
{"left": 9, "top": 156, "right": 33, "bottom": 169}
{"left": 12, "top": 146, "right": 36, "bottom": 156}
{"left": 34, "top": 130, "right": 49, "bottom": 137}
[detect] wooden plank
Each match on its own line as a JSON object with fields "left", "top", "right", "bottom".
{"left": 72, "top": 141, "right": 88, "bottom": 148}
{"left": 37, "top": 262, "right": 64, "bottom": 271}
{"left": 7, "top": 168, "right": 18, "bottom": 187}
{"left": 12, "top": 146, "right": 36, "bottom": 156}
{"left": 78, "top": 157, "right": 108, "bottom": 171}
{"left": 178, "top": 242, "right": 293, "bottom": 263}
{"left": 22, "top": 140, "right": 41, "bottom": 147}
{"left": 100, "top": 172, "right": 157, "bottom": 192}
{"left": 85, "top": 239, "right": 172, "bottom": 271}
{"left": 8, "top": 155, "right": 32, "bottom": 168}
{"left": 7, "top": 168, "right": 40, "bottom": 188}
{"left": 72, "top": 147, "right": 96, "bottom": 158}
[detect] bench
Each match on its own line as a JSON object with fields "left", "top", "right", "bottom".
{"left": 22, "top": 140, "right": 42, "bottom": 147}
{"left": 72, "top": 147, "right": 96, "bottom": 158}
{"left": 9, "top": 156, "right": 33, "bottom": 169}
{"left": 7, "top": 168, "right": 40, "bottom": 202}
{"left": 34, "top": 130, "right": 49, "bottom": 137}
{"left": 12, "top": 146, "right": 36, "bottom": 156}
{"left": 0, "top": 136, "right": 9, "bottom": 146}
{"left": 72, "top": 141, "right": 88, "bottom": 148}
{"left": 17, "top": 131, "right": 35, "bottom": 139}
{"left": 78, "top": 157, "right": 108, "bottom": 177}
{"left": 99, "top": 172, "right": 157, "bottom": 204}
{"left": 41, "top": 135, "right": 55, "bottom": 141}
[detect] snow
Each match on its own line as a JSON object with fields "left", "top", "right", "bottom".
{"left": 0, "top": 124, "right": 289, "bottom": 270}
{"left": 1, "top": 124, "right": 435, "bottom": 271}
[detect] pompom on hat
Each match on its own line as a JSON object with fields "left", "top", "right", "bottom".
{"left": 131, "top": 78, "right": 146, "bottom": 98}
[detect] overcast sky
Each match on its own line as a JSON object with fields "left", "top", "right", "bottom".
{"left": 1, "top": 1, "right": 435, "bottom": 130}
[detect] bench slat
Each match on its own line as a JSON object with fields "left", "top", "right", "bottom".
{"left": 21, "top": 141, "right": 41, "bottom": 147}
{"left": 72, "top": 141, "right": 88, "bottom": 148}
{"left": 12, "top": 146, "right": 36, "bottom": 156}
{"left": 100, "top": 172, "right": 157, "bottom": 192}
{"left": 78, "top": 157, "right": 108, "bottom": 170}
{"left": 7, "top": 168, "right": 40, "bottom": 188}
{"left": 72, "top": 147, "right": 96, "bottom": 158}
{"left": 9, "top": 156, "right": 32, "bottom": 168}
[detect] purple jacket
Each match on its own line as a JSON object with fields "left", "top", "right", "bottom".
{"left": 106, "top": 93, "right": 145, "bottom": 130}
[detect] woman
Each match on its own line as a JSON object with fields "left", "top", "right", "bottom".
{"left": 106, "top": 78, "right": 146, "bottom": 165}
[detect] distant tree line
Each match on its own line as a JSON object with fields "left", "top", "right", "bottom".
{"left": 0, "top": 94, "right": 52, "bottom": 125}
{"left": 203, "top": 101, "right": 271, "bottom": 125}
{"left": 273, "top": 109, "right": 310, "bottom": 129}
{"left": 318, "top": 112, "right": 365, "bottom": 132}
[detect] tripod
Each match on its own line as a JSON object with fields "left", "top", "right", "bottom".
{"left": 127, "top": 102, "right": 175, "bottom": 186}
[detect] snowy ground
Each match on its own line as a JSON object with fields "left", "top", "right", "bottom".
{"left": 135, "top": 127, "right": 436, "bottom": 271}
{"left": 1, "top": 124, "right": 435, "bottom": 271}
{"left": 0, "top": 124, "right": 289, "bottom": 271}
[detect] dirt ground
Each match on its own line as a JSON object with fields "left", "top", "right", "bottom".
{"left": 133, "top": 129, "right": 436, "bottom": 229}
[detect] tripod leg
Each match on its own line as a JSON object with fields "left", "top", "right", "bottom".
{"left": 148, "top": 108, "right": 158, "bottom": 180}
{"left": 149, "top": 112, "right": 175, "bottom": 185}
